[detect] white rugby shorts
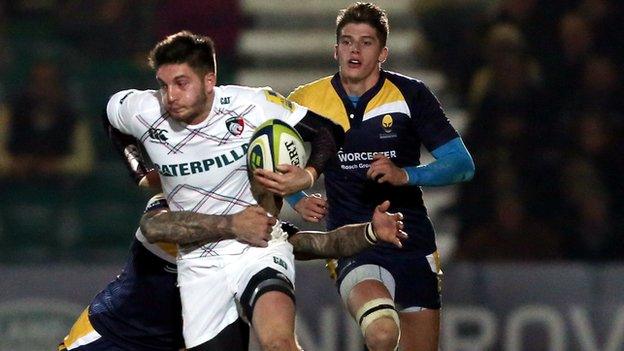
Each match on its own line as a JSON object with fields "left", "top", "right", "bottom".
{"left": 178, "top": 238, "right": 295, "bottom": 348}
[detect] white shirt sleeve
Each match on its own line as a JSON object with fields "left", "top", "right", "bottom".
{"left": 106, "top": 89, "right": 161, "bottom": 137}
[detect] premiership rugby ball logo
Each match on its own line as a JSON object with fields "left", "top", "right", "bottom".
{"left": 247, "top": 119, "right": 307, "bottom": 171}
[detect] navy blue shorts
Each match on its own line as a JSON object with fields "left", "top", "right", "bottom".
{"left": 335, "top": 248, "right": 442, "bottom": 310}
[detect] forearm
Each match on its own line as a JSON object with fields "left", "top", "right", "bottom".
{"left": 294, "top": 111, "right": 344, "bottom": 175}
{"left": 102, "top": 110, "right": 153, "bottom": 186}
{"left": 290, "top": 223, "right": 371, "bottom": 260}
{"left": 405, "top": 137, "right": 475, "bottom": 186}
{"left": 140, "top": 211, "right": 236, "bottom": 244}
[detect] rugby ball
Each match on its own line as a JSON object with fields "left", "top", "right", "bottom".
{"left": 247, "top": 119, "right": 307, "bottom": 172}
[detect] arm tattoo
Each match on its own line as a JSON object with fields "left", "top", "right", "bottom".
{"left": 140, "top": 210, "right": 236, "bottom": 245}
{"left": 289, "top": 223, "right": 371, "bottom": 260}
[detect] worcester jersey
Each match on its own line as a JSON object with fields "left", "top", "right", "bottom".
{"left": 289, "top": 70, "right": 458, "bottom": 256}
{"left": 85, "top": 194, "right": 183, "bottom": 350}
{"left": 107, "top": 85, "right": 307, "bottom": 259}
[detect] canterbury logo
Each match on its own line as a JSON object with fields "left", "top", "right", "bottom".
{"left": 148, "top": 128, "right": 168, "bottom": 142}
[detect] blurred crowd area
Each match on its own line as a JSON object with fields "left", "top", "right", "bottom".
{"left": 0, "top": 0, "right": 244, "bottom": 261}
{"left": 414, "top": 0, "right": 624, "bottom": 262}
{"left": 0, "top": 0, "right": 622, "bottom": 263}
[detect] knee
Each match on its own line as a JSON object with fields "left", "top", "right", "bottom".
{"left": 356, "top": 298, "right": 401, "bottom": 351}
{"left": 258, "top": 335, "right": 295, "bottom": 351}
{"left": 364, "top": 317, "right": 400, "bottom": 351}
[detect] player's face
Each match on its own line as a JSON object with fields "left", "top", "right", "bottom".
{"left": 334, "top": 23, "right": 388, "bottom": 86}
{"left": 156, "top": 63, "right": 216, "bottom": 125}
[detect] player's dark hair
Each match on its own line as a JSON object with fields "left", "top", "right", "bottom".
{"left": 336, "top": 2, "right": 389, "bottom": 47}
{"left": 148, "top": 31, "right": 216, "bottom": 75}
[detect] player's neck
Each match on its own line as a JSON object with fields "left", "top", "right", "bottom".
{"left": 188, "top": 92, "right": 215, "bottom": 125}
{"left": 340, "top": 71, "right": 380, "bottom": 97}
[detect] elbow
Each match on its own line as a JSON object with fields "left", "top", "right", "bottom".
{"left": 140, "top": 217, "right": 160, "bottom": 243}
{"left": 462, "top": 156, "right": 475, "bottom": 182}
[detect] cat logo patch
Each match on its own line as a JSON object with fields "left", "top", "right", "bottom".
{"left": 273, "top": 256, "right": 288, "bottom": 270}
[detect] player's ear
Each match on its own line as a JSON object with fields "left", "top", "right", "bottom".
{"left": 333, "top": 44, "right": 339, "bottom": 61}
{"left": 203, "top": 71, "right": 216, "bottom": 88}
{"left": 378, "top": 47, "right": 388, "bottom": 64}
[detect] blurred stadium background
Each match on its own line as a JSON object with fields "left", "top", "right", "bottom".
{"left": 1, "top": 0, "right": 623, "bottom": 350}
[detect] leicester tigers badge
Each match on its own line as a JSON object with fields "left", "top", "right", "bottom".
{"left": 226, "top": 116, "right": 245, "bottom": 136}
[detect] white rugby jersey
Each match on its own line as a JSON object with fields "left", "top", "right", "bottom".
{"left": 107, "top": 85, "right": 308, "bottom": 258}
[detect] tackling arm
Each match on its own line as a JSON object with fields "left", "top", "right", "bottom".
{"left": 140, "top": 210, "right": 237, "bottom": 245}
{"left": 294, "top": 110, "right": 345, "bottom": 177}
{"left": 289, "top": 223, "right": 371, "bottom": 260}
{"left": 140, "top": 205, "right": 276, "bottom": 248}
{"left": 102, "top": 110, "right": 160, "bottom": 188}
{"left": 290, "top": 200, "right": 406, "bottom": 260}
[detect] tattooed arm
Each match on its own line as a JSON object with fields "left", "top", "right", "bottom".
{"left": 290, "top": 223, "right": 370, "bottom": 260}
{"left": 140, "top": 205, "right": 276, "bottom": 248}
{"left": 290, "top": 200, "right": 407, "bottom": 260}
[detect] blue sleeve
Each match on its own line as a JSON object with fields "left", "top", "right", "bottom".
{"left": 404, "top": 137, "right": 475, "bottom": 186}
{"left": 285, "top": 191, "right": 308, "bottom": 207}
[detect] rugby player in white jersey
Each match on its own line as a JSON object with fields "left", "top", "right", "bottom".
{"left": 59, "top": 190, "right": 406, "bottom": 351}
{"left": 103, "top": 31, "right": 344, "bottom": 350}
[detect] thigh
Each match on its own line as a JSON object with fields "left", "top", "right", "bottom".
{"left": 187, "top": 318, "right": 250, "bottom": 351}
{"left": 341, "top": 267, "right": 395, "bottom": 317}
{"left": 399, "top": 309, "right": 440, "bottom": 351}
{"left": 234, "top": 241, "right": 296, "bottom": 301}
{"left": 232, "top": 242, "right": 295, "bottom": 316}
{"left": 251, "top": 290, "right": 296, "bottom": 341}
{"left": 235, "top": 242, "right": 297, "bottom": 345}
{"left": 178, "top": 267, "right": 239, "bottom": 348}
{"left": 393, "top": 252, "right": 442, "bottom": 351}
{"left": 393, "top": 251, "right": 442, "bottom": 311}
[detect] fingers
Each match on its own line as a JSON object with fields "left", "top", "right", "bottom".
{"left": 275, "top": 164, "right": 298, "bottom": 173}
{"left": 395, "top": 211, "right": 403, "bottom": 221}
{"left": 253, "top": 174, "right": 281, "bottom": 192}
{"left": 371, "top": 154, "right": 388, "bottom": 162}
{"left": 253, "top": 170, "right": 288, "bottom": 195}
{"left": 367, "top": 164, "right": 389, "bottom": 183}
{"left": 236, "top": 206, "right": 275, "bottom": 247}
{"left": 255, "top": 166, "right": 308, "bottom": 195}
{"left": 397, "top": 230, "right": 408, "bottom": 241}
{"left": 376, "top": 200, "right": 391, "bottom": 213}
{"left": 392, "top": 237, "right": 403, "bottom": 248}
{"left": 389, "top": 222, "right": 407, "bottom": 248}
{"left": 248, "top": 237, "right": 269, "bottom": 248}
{"left": 267, "top": 215, "right": 277, "bottom": 226}
{"left": 294, "top": 194, "right": 328, "bottom": 222}
{"left": 303, "top": 215, "right": 321, "bottom": 223}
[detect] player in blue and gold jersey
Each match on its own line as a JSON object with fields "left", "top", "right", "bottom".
{"left": 58, "top": 193, "right": 188, "bottom": 351}
{"left": 256, "top": 3, "right": 475, "bottom": 351}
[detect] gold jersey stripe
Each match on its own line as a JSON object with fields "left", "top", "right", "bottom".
{"left": 364, "top": 79, "right": 405, "bottom": 115}
{"left": 289, "top": 76, "right": 351, "bottom": 132}
{"left": 63, "top": 307, "right": 95, "bottom": 347}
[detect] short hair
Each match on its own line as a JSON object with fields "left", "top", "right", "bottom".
{"left": 336, "top": 2, "right": 389, "bottom": 47}
{"left": 148, "top": 31, "right": 216, "bottom": 75}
